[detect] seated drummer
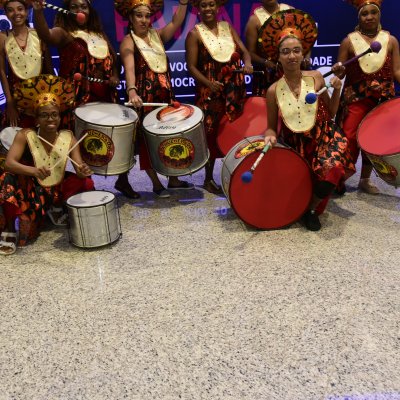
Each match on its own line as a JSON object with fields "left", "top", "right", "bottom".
{"left": 262, "top": 10, "right": 355, "bottom": 231}
{"left": 0, "top": 74, "right": 94, "bottom": 255}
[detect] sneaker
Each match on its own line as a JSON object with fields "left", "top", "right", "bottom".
{"left": 167, "top": 181, "right": 194, "bottom": 190}
{"left": 303, "top": 210, "right": 321, "bottom": 231}
{"left": 153, "top": 188, "right": 170, "bottom": 198}
{"left": 358, "top": 178, "right": 379, "bottom": 194}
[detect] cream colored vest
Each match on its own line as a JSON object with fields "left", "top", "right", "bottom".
{"left": 254, "top": 4, "right": 292, "bottom": 26}
{"left": 131, "top": 28, "right": 168, "bottom": 73}
{"left": 348, "top": 30, "right": 389, "bottom": 74}
{"left": 26, "top": 130, "right": 73, "bottom": 187}
{"left": 276, "top": 76, "right": 317, "bottom": 133}
{"left": 196, "top": 21, "right": 235, "bottom": 63}
{"left": 71, "top": 30, "right": 109, "bottom": 59}
{"left": 5, "top": 30, "right": 42, "bottom": 79}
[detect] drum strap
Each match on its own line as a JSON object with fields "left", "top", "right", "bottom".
{"left": 254, "top": 4, "right": 291, "bottom": 26}
{"left": 130, "top": 29, "right": 168, "bottom": 73}
{"left": 348, "top": 31, "right": 389, "bottom": 74}
{"left": 196, "top": 22, "right": 235, "bottom": 63}
{"left": 5, "top": 30, "right": 42, "bottom": 80}
{"left": 26, "top": 129, "right": 73, "bottom": 188}
{"left": 71, "top": 30, "right": 109, "bottom": 60}
{"left": 276, "top": 76, "right": 317, "bottom": 133}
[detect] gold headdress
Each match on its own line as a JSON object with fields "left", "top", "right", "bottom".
{"left": 258, "top": 9, "right": 318, "bottom": 62}
{"left": 345, "top": 0, "right": 382, "bottom": 10}
{"left": 114, "top": 0, "right": 163, "bottom": 18}
{"left": 13, "top": 74, "right": 75, "bottom": 116}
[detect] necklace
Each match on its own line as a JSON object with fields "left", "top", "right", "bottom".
{"left": 13, "top": 27, "right": 29, "bottom": 45}
{"left": 360, "top": 30, "right": 378, "bottom": 38}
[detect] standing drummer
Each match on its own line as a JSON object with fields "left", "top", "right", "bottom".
{"left": 185, "top": 0, "right": 253, "bottom": 194}
{"left": 116, "top": 0, "right": 193, "bottom": 198}
{"left": 334, "top": 0, "right": 400, "bottom": 194}
{"left": 244, "top": 0, "right": 294, "bottom": 96}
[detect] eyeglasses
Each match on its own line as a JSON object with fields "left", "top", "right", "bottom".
{"left": 280, "top": 47, "right": 303, "bottom": 56}
{"left": 38, "top": 112, "right": 60, "bottom": 120}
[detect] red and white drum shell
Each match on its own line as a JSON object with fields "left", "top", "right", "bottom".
{"left": 74, "top": 102, "right": 138, "bottom": 176}
{"left": 221, "top": 136, "right": 313, "bottom": 229}
{"left": 0, "top": 126, "right": 21, "bottom": 174}
{"left": 357, "top": 97, "right": 400, "bottom": 187}
{"left": 143, "top": 104, "right": 209, "bottom": 176}
{"left": 217, "top": 97, "right": 268, "bottom": 156}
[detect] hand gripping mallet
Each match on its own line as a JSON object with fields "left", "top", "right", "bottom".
{"left": 241, "top": 143, "right": 271, "bottom": 183}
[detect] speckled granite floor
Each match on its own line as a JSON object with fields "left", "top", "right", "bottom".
{"left": 1, "top": 159, "right": 399, "bottom": 400}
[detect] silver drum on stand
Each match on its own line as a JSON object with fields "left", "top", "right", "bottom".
{"left": 74, "top": 102, "right": 138, "bottom": 175}
{"left": 143, "top": 104, "right": 209, "bottom": 176}
{"left": 66, "top": 190, "right": 122, "bottom": 248}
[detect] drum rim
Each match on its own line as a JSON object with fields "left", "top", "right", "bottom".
{"left": 66, "top": 190, "right": 116, "bottom": 208}
{"left": 227, "top": 145, "right": 313, "bottom": 230}
{"left": 74, "top": 114, "right": 138, "bottom": 128}
{"left": 357, "top": 97, "right": 400, "bottom": 157}
{"left": 143, "top": 120, "right": 203, "bottom": 137}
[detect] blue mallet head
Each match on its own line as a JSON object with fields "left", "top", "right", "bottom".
{"left": 370, "top": 41, "right": 382, "bottom": 53}
{"left": 241, "top": 171, "right": 253, "bottom": 183}
{"left": 305, "top": 92, "right": 318, "bottom": 104}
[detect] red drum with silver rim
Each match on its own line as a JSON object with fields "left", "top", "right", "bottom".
{"left": 221, "top": 136, "right": 313, "bottom": 229}
{"left": 217, "top": 97, "right": 268, "bottom": 156}
{"left": 143, "top": 104, "right": 209, "bottom": 176}
{"left": 0, "top": 126, "right": 21, "bottom": 173}
{"left": 74, "top": 102, "right": 138, "bottom": 176}
{"left": 357, "top": 97, "right": 400, "bottom": 187}
{"left": 66, "top": 190, "right": 121, "bottom": 248}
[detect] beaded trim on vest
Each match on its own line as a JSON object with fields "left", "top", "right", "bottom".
{"left": 276, "top": 76, "right": 317, "bottom": 133}
{"left": 254, "top": 4, "right": 291, "bottom": 25}
{"left": 5, "top": 30, "right": 42, "bottom": 80}
{"left": 348, "top": 30, "right": 389, "bottom": 74}
{"left": 26, "top": 129, "right": 73, "bottom": 187}
{"left": 71, "top": 30, "right": 109, "bottom": 59}
{"left": 196, "top": 21, "right": 235, "bottom": 63}
{"left": 131, "top": 28, "right": 167, "bottom": 73}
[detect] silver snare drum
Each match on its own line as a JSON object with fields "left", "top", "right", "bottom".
{"left": 143, "top": 104, "right": 209, "bottom": 176}
{"left": 66, "top": 190, "right": 122, "bottom": 248}
{"left": 75, "top": 102, "right": 138, "bottom": 176}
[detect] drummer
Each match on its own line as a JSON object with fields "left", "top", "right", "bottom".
{"left": 31, "top": 0, "right": 139, "bottom": 199}
{"left": 262, "top": 10, "right": 355, "bottom": 231}
{"left": 0, "top": 0, "right": 53, "bottom": 127}
{"left": 185, "top": 0, "right": 253, "bottom": 194}
{"left": 116, "top": 0, "right": 193, "bottom": 198}
{"left": 333, "top": 0, "right": 400, "bottom": 194}
{"left": 0, "top": 75, "right": 94, "bottom": 255}
{"left": 244, "top": 0, "right": 294, "bottom": 96}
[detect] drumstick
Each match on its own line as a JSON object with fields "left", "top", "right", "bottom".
{"left": 38, "top": 135, "right": 79, "bottom": 167}
{"left": 42, "top": 1, "right": 86, "bottom": 24}
{"left": 74, "top": 72, "right": 107, "bottom": 83}
{"left": 241, "top": 143, "right": 271, "bottom": 183}
{"left": 124, "top": 101, "right": 181, "bottom": 108}
{"left": 305, "top": 83, "right": 332, "bottom": 104}
{"left": 232, "top": 69, "right": 264, "bottom": 74}
{"left": 322, "top": 41, "right": 381, "bottom": 79}
{"left": 49, "top": 132, "right": 89, "bottom": 170}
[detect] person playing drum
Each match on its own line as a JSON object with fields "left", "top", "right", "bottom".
{"left": 262, "top": 9, "right": 355, "bottom": 231}
{"left": 244, "top": 0, "right": 294, "bottom": 97}
{"left": 185, "top": 0, "right": 253, "bottom": 194}
{"left": 31, "top": 0, "right": 139, "bottom": 199}
{"left": 333, "top": 0, "right": 400, "bottom": 195}
{"left": 0, "top": 0, "right": 53, "bottom": 128}
{"left": 116, "top": 0, "right": 193, "bottom": 198}
{"left": 0, "top": 74, "right": 94, "bottom": 255}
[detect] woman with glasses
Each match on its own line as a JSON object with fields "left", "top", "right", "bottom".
{"left": 262, "top": 10, "right": 355, "bottom": 231}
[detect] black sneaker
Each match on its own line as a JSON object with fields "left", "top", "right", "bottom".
{"left": 303, "top": 210, "right": 321, "bottom": 231}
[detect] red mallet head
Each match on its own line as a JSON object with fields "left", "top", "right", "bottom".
{"left": 171, "top": 101, "right": 181, "bottom": 109}
{"left": 76, "top": 12, "right": 86, "bottom": 24}
{"left": 73, "top": 72, "right": 82, "bottom": 81}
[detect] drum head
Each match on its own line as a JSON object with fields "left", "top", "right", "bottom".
{"left": 74, "top": 102, "right": 138, "bottom": 126}
{"left": 143, "top": 104, "right": 203, "bottom": 135}
{"left": 66, "top": 190, "right": 115, "bottom": 207}
{"left": 358, "top": 97, "right": 400, "bottom": 156}
{"left": 230, "top": 147, "right": 312, "bottom": 229}
{"left": 0, "top": 126, "right": 22, "bottom": 150}
{"left": 217, "top": 97, "right": 268, "bottom": 156}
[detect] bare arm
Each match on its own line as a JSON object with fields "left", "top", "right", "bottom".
{"left": 390, "top": 35, "right": 400, "bottom": 84}
{"left": 264, "top": 84, "right": 278, "bottom": 146}
{"left": 185, "top": 29, "right": 223, "bottom": 92}
{"left": 314, "top": 71, "right": 342, "bottom": 118}
{"left": 333, "top": 37, "right": 351, "bottom": 79}
{"left": 32, "top": 1, "right": 70, "bottom": 47}
{"left": 230, "top": 25, "right": 253, "bottom": 74}
{"left": 159, "top": 2, "right": 188, "bottom": 43}
{"left": 244, "top": 15, "right": 266, "bottom": 66}
{"left": 41, "top": 41, "right": 54, "bottom": 75}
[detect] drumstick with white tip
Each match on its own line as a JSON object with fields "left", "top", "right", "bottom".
{"left": 74, "top": 72, "right": 107, "bottom": 84}
{"left": 124, "top": 101, "right": 181, "bottom": 108}
{"left": 241, "top": 143, "right": 271, "bottom": 183}
{"left": 41, "top": 1, "right": 86, "bottom": 24}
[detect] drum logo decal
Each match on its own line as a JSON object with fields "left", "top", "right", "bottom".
{"left": 369, "top": 155, "right": 398, "bottom": 182}
{"left": 80, "top": 129, "right": 115, "bottom": 167}
{"left": 235, "top": 140, "right": 264, "bottom": 159}
{"left": 157, "top": 105, "right": 194, "bottom": 123}
{"left": 158, "top": 138, "right": 195, "bottom": 169}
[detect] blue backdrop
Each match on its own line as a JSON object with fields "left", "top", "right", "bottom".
{"left": 0, "top": 0, "right": 398, "bottom": 106}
